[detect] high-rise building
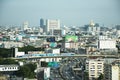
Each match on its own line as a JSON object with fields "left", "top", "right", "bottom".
{"left": 46, "top": 19, "right": 60, "bottom": 34}
{"left": 40, "top": 18, "right": 45, "bottom": 33}
{"left": 86, "top": 59, "right": 104, "bottom": 80}
{"left": 23, "top": 21, "right": 29, "bottom": 31}
{"left": 40, "top": 18, "right": 44, "bottom": 28}
{"left": 88, "top": 20, "right": 100, "bottom": 34}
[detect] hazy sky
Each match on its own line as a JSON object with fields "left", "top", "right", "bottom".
{"left": 0, "top": 0, "right": 120, "bottom": 27}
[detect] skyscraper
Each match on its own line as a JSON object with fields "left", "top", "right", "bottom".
{"left": 40, "top": 18, "right": 46, "bottom": 33}
{"left": 46, "top": 19, "right": 60, "bottom": 34}
{"left": 23, "top": 21, "right": 29, "bottom": 31}
{"left": 40, "top": 18, "right": 44, "bottom": 28}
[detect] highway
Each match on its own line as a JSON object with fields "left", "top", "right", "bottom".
{"left": 12, "top": 54, "right": 119, "bottom": 60}
{"left": 59, "top": 58, "right": 83, "bottom": 80}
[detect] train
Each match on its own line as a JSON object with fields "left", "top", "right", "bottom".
{"left": 17, "top": 53, "right": 75, "bottom": 58}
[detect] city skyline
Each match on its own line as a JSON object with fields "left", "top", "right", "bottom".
{"left": 0, "top": 0, "right": 120, "bottom": 27}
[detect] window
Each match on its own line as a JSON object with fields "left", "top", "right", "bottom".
{"left": 90, "top": 70, "right": 95, "bottom": 74}
{"left": 91, "top": 75, "right": 95, "bottom": 77}
{"left": 97, "top": 65, "right": 102, "bottom": 69}
{"left": 2, "top": 68, "right": 4, "bottom": 70}
{"left": 98, "top": 63, "right": 102, "bottom": 64}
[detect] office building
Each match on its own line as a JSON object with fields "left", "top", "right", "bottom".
{"left": 53, "top": 29, "right": 62, "bottom": 36}
{"left": 98, "top": 40, "right": 116, "bottom": 50}
{"left": 46, "top": 19, "right": 60, "bottom": 34}
{"left": 98, "top": 39, "right": 117, "bottom": 54}
{"left": 40, "top": 18, "right": 44, "bottom": 28}
{"left": 23, "top": 21, "right": 29, "bottom": 31}
{"left": 40, "top": 18, "right": 46, "bottom": 33}
{"left": 88, "top": 20, "right": 100, "bottom": 34}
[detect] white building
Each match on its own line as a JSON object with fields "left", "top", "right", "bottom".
{"left": 86, "top": 59, "right": 104, "bottom": 80}
{"left": 88, "top": 20, "right": 100, "bottom": 34}
{"left": 23, "top": 21, "right": 29, "bottom": 31}
{"left": 111, "top": 65, "right": 119, "bottom": 80}
{"left": 45, "top": 48, "right": 60, "bottom": 54}
{"left": 44, "top": 67, "right": 50, "bottom": 80}
{"left": 0, "top": 65, "right": 19, "bottom": 71}
{"left": 65, "top": 42, "right": 79, "bottom": 49}
{"left": 15, "top": 48, "right": 25, "bottom": 57}
{"left": 0, "top": 41, "right": 24, "bottom": 49}
{"left": 46, "top": 19, "right": 60, "bottom": 34}
{"left": 40, "top": 57, "right": 61, "bottom": 63}
{"left": 98, "top": 40, "right": 116, "bottom": 50}
{"left": 99, "top": 36, "right": 108, "bottom": 40}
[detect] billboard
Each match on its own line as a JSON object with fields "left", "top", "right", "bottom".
{"left": 65, "top": 35, "right": 78, "bottom": 42}
{"left": 48, "top": 62, "right": 60, "bottom": 68}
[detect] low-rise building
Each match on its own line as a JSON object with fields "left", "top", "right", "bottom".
{"left": 0, "top": 65, "right": 19, "bottom": 72}
{"left": 111, "top": 64, "right": 119, "bottom": 80}
{"left": 0, "top": 41, "right": 24, "bottom": 48}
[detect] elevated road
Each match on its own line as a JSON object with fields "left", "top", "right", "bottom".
{"left": 12, "top": 54, "right": 120, "bottom": 60}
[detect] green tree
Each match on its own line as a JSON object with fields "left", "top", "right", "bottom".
{"left": 0, "top": 58, "right": 18, "bottom": 65}
{"left": 0, "top": 48, "right": 12, "bottom": 58}
{"left": 84, "top": 72, "right": 89, "bottom": 80}
{"left": 18, "top": 46, "right": 45, "bottom": 54}
{"left": 16, "top": 63, "right": 37, "bottom": 79}
{"left": 97, "top": 73, "right": 104, "bottom": 80}
{"left": 26, "top": 63, "right": 37, "bottom": 71}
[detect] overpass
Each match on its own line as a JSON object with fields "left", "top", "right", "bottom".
{"left": 12, "top": 54, "right": 120, "bottom": 60}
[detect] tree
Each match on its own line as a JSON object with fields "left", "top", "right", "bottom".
{"left": 98, "top": 73, "right": 104, "bottom": 80}
{"left": 0, "top": 48, "right": 13, "bottom": 58}
{"left": 26, "top": 63, "right": 37, "bottom": 71}
{"left": 18, "top": 46, "right": 45, "bottom": 54}
{"left": 0, "top": 58, "right": 18, "bottom": 65}
{"left": 16, "top": 66, "right": 31, "bottom": 77}
{"left": 16, "top": 63, "right": 37, "bottom": 79}
{"left": 84, "top": 72, "right": 89, "bottom": 80}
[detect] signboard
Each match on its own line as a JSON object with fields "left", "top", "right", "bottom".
{"left": 65, "top": 35, "right": 78, "bottom": 42}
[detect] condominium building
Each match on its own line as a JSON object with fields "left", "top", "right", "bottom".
{"left": 86, "top": 59, "right": 104, "bottom": 80}
{"left": 111, "top": 65, "right": 119, "bottom": 80}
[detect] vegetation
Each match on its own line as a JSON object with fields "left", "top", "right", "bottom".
{"left": 16, "top": 63, "right": 37, "bottom": 79}
{"left": 18, "top": 46, "right": 45, "bottom": 54}
{"left": 41, "top": 61, "right": 48, "bottom": 67}
{"left": 0, "top": 58, "right": 18, "bottom": 65}
{"left": 84, "top": 72, "right": 89, "bottom": 80}
{"left": 0, "top": 48, "right": 13, "bottom": 58}
{"left": 97, "top": 73, "right": 104, "bottom": 80}
{"left": 0, "top": 46, "right": 44, "bottom": 58}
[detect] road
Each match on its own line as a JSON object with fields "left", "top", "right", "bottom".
{"left": 59, "top": 58, "right": 83, "bottom": 80}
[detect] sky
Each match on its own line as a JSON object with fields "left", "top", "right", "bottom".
{"left": 0, "top": 0, "right": 120, "bottom": 27}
